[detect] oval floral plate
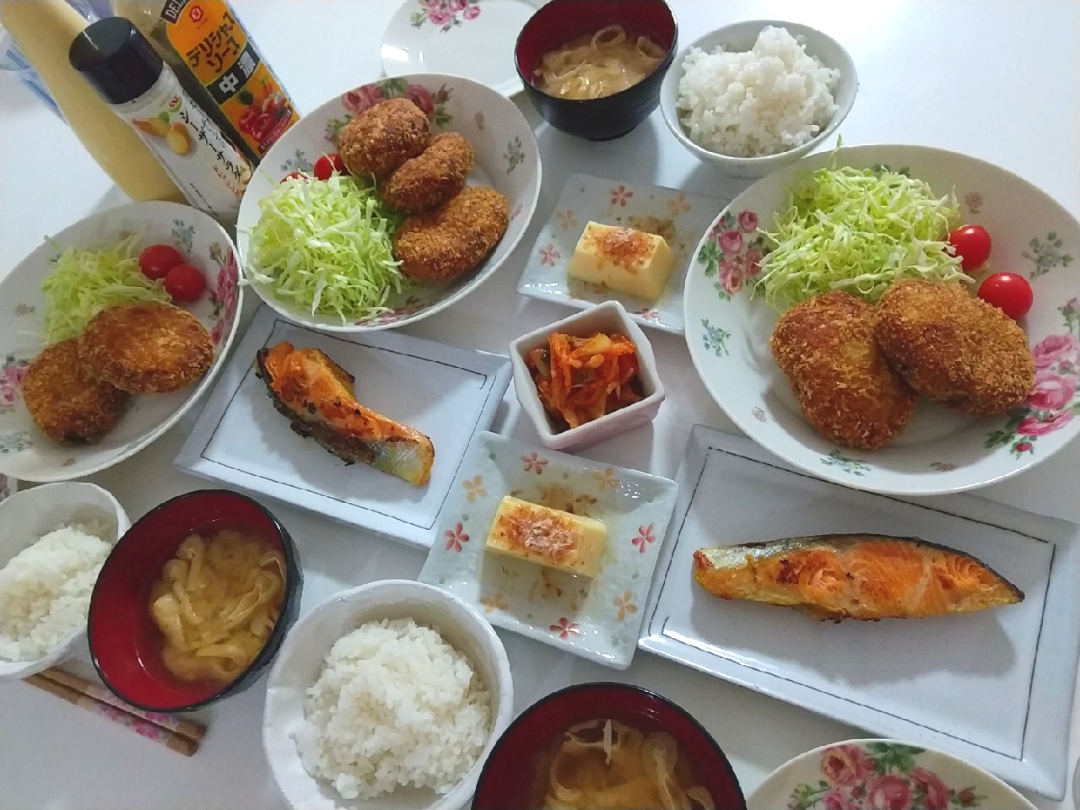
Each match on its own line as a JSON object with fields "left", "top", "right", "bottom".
{"left": 748, "top": 740, "right": 1037, "bottom": 810}
{"left": 236, "top": 73, "right": 542, "bottom": 333}
{"left": 684, "top": 144, "right": 1080, "bottom": 496}
{"left": 0, "top": 201, "right": 243, "bottom": 483}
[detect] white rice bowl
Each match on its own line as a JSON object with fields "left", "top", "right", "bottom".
{"left": 264, "top": 580, "right": 514, "bottom": 810}
{"left": 0, "top": 522, "right": 111, "bottom": 662}
{"left": 296, "top": 618, "right": 491, "bottom": 800}
{"left": 676, "top": 25, "right": 840, "bottom": 157}
{"left": 0, "top": 482, "right": 128, "bottom": 682}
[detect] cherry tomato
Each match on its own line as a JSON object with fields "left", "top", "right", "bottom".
{"left": 138, "top": 244, "right": 185, "bottom": 281}
{"left": 313, "top": 153, "right": 347, "bottom": 181}
{"left": 948, "top": 225, "right": 993, "bottom": 271}
{"left": 978, "top": 272, "right": 1033, "bottom": 320}
{"left": 281, "top": 171, "right": 307, "bottom": 183}
{"left": 164, "top": 263, "right": 206, "bottom": 302}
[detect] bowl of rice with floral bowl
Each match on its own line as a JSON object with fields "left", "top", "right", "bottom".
{"left": 659, "top": 20, "right": 857, "bottom": 178}
{"left": 263, "top": 579, "right": 513, "bottom": 810}
{"left": 0, "top": 482, "right": 128, "bottom": 682}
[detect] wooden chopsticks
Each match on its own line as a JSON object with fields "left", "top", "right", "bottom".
{"left": 24, "top": 667, "right": 207, "bottom": 756}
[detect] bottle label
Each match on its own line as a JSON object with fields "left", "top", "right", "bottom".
{"left": 158, "top": 0, "right": 299, "bottom": 157}
{"left": 125, "top": 71, "right": 253, "bottom": 221}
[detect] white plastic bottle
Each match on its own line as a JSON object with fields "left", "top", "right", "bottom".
{"left": 0, "top": 0, "right": 183, "bottom": 202}
{"left": 69, "top": 16, "right": 253, "bottom": 224}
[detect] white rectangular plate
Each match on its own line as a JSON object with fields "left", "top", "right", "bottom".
{"left": 175, "top": 307, "right": 511, "bottom": 550}
{"left": 516, "top": 173, "right": 728, "bottom": 335}
{"left": 419, "top": 431, "right": 679, "bottom": 669}
{"left": 640, "top": 426, "right": 1080, "bottom": 799}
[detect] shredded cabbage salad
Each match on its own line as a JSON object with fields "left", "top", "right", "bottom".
{"left": 247, "top": 175, "right": 406, "bottom": 323}
{"left": 41, "top": 234, "right": 170, "bottom": 345}
{"left": 754, "top": 157, "right": 972, "bottom": 311}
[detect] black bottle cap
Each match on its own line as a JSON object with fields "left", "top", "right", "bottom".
{"left": 69, "top": 17, "right": 164, "bottom": 106}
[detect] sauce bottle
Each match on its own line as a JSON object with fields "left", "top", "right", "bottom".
{"left": 70, "top": 17, "right": 253, "bottom": 224}
{"left": 0, "top": 0, "right": 184, "bottom": 202}
{"left": 111, "top": 0, "right": 299, "bottom": 164}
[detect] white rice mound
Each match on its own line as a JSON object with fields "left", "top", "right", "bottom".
{"left": 677, "top": 25, "right": 840, "bottom": 157}
{"left": 0, "top": 522, "right": 111, "bottom": 662}
{"left": 297, "top": 617, "right": 492, "bottom": 800}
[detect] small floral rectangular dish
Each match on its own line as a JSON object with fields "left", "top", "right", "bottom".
{"left": 419, "top": 431, "right": 679, "bottom": 669}
{"left": 517, "top": 173, "right": 728, "bottom": 334}
{"left": 175, "top": 306, "right": 511, "bottom": 550}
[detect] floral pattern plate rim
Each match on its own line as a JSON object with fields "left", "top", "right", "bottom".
{"left": 640, "top": 425, "right": 1079, "bottom": 800}
{"left": 235, "top": 73, "right": 541, "bottom": 334}
{"left": 518, "top": 173, "right": 729, "bottom": 335}
{"left": 747, "top": 739, "right": 1037, "bottom": 810}
{"left": 381, "top": 0, "right": 542, "bottom": 98}
{"left": 418, "top": 431, "right": 679, "bottom": 669}
{"left": 0, "top": 200, "right": 243, "bottom": 483}
{"left": 683, "top": 144, "right": 1080, "bottom": 497}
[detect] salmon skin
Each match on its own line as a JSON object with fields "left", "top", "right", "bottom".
{"left": 693, "top": 534, "right": 1023, "bottom": 622}
{"left": 255, "top": 341, "right": 435, "bottom": 486}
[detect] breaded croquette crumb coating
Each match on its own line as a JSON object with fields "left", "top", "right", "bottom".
{"left": 23, "top": 339, "right": 127, "bottom": 444}
{"left": 337, "top": 98, "right": 430, "bottom": 179}
{"left": 79, "top": 303, "right": 214, "bottom": 395}
{"left": 875, "top": 279, "right": 1035, "bottom": 416}
{"left": 380, "top": 132, "right": 474, "bottom": 214}
{"left": 393, "top": 186, "right": 509, "bottom": 282}
{"left": 771, "top": 291, "right": 916, "bottom": 450}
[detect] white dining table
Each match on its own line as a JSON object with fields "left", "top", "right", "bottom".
{"left": 2, "top": 0, "right": 1079, "bottom": 807}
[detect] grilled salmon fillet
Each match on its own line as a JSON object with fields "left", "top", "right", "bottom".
{"left": 255, "top": 341, "right": 434, "bottom": 486}
{"left": 693, "top": 534, "right": 1023, "bottom": 621}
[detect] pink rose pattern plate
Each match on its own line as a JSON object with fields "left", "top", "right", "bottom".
{"left": 418, "top": 431, "right": 679, "bottom": 669}
{"left": 518, "top": 173, "right": 729, "bottom": 335}
{"left": 684, "top": 144, "right": 1080, "bottom": 496}
{"left": 237, "top": 74, "right": 540, "bottom": 333}
{"left": 748, "top": 740, "right": 1036, "bottom": 810}
{"left": 0, "top": 201, "right": 243, "bottom": 482}
{"left": 382, "top": 0, "right": 538, "bottom": 97}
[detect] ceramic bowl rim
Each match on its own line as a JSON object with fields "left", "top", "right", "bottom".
{"left": 87, "top": 488, "right": 300, "bottom": 713}
{"left": 508, "top": 300, "right": 666, "bottom": 444}
{"left": 512, "top": 0, "right": 679, "bottom": 104}
{"left": 261, "top": 578, "right": 515, "bottom": 810}
{"left": 236, "top": 72, "right": 542, "bottom": 335}
{"left": 748, "top": 737, "right": 1038, "bottom": 810}
{"left": 473, "top": 680, "right": 747, "bottom": 809}
{"left": 0, "top": 199, "right": 245, "bottom": 483}
{"left": 0, "top": 482, "right": 129, "bottom": 682}
{"left": 659, "top": 18, "right": 858, "bottom": 167}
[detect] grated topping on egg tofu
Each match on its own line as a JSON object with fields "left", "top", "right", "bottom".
{"left": 588, "top": 226, "right": 653, "bottom": 271}
{"left": 498, "top": 510, "right": 577, "bottom": 563}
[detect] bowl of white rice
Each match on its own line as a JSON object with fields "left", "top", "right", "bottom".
{"left": 263, "top": 579, "right": 513, "bottom": 810}
{"left": 660, "top": 20, "right": 857, "bottom": 178}
{"left": 0, "top": 482, "right": 128, "bottom": 682}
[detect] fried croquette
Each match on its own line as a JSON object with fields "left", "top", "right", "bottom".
{"left": 875, "top": 279, "right": 1035, "bottom": 416}
{"left": 393, "top": 186, "right": 510, "bottom": 282}
{"left": 379, "top": 132, "right": 475, "bottom": 214}
{"left": 771, "top": 291, "right": 916, "bottom": 450}
{"left": 338, "top": 98, "right": 430, "bottom": 178}
{"left": 23, "top": 339, "right": 127, "bottom": 444}
{"left": 79, "top": 303, "right": 214, "bottom": 395}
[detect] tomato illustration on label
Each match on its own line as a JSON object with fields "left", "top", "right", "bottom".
{"left": 163, "top": 1, "right": 299, "bottom": 158}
